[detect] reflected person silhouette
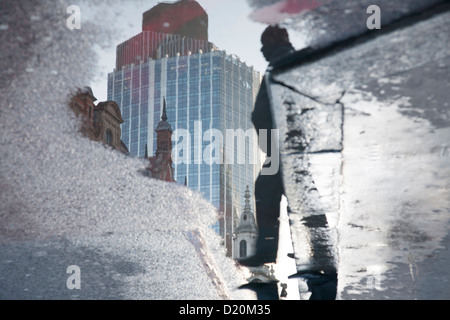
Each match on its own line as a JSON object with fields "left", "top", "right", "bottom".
{"left": 240, "top": 25, "right": 339, "bottom": 301}
{"left": 239, "top": 25, "right": 294, "bottom": 267}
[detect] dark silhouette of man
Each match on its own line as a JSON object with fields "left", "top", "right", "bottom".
{"left": 239, "top": 25, "right": 295, "bottom": 267}
{"left": 240, "top": 25, "right": 338, "bottom": 301}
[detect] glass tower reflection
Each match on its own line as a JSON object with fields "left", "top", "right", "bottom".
{"left": 107, "top": 1, "right": 261, "bottom": 256}
{"left": 108, "top": 48, "right": 261, "bottom": 255}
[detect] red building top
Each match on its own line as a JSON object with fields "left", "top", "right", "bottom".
{"left": 142, "top": 0, "right": 208, "bottom": 41}
{"left": 115, "top": 0, "right": 211, "bottom": 70}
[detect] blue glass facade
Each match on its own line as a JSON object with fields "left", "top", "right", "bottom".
{"left": 108, "top": 50, "right": 261, "bottom": 249}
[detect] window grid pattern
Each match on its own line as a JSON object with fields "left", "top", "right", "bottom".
{"left": 108, "top": 50, "right": 261, "bottom": 237}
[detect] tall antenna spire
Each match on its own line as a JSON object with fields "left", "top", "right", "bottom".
{"left": 244, "top": 185, "right": 252, "bottom": 212}
{"left": 155, "top": 97, "right": 172, "bottom": 132}
{"left": 162, "top": 97, "right": 168, "bottom": 121}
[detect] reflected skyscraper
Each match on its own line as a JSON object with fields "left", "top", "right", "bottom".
{"left": 107, "top": 0, "right": 261, "bottom": 256}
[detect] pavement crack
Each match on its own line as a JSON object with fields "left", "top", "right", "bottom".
{"left": 272, "top": 77, "right": 346, "bottom": 106}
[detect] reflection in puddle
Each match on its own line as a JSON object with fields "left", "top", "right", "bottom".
{"left": 2, "top": 0, "right": 450, "bottom": 300}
